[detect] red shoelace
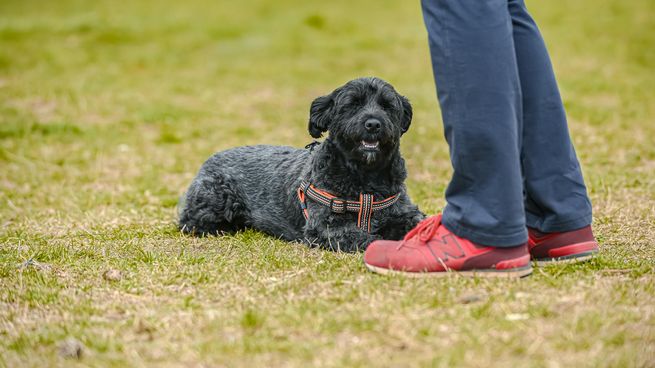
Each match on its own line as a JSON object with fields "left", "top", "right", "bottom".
{"left": 397, "top": 215, "right": 443, "bottom": 250}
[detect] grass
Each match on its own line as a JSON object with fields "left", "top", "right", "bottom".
{"left": 0, "top": 0, "right": 653, "bottom": 366}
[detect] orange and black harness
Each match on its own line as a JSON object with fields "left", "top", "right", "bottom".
{"left": 297, "top": 180, "right": 400, "bottom": 233}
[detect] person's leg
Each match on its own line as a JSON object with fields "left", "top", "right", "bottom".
{"left": 363, "top": 0, "right": 533, "bottom": 277}
{"left": 508, "top": 0, "right": 593, "bottom": 232}
{"left": 421, "top": 0, "right": 527, "bottom": 246}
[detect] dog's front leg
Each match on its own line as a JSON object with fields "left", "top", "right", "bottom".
{"left": 379, "top": 204, "right": 426, "bottom": 241}
{"left": 304, "top": 222, "right": 380, "bottom": 253}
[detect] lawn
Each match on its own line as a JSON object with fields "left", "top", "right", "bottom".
{"left": 0, "top": 0, "right": 653, "bottom": 366}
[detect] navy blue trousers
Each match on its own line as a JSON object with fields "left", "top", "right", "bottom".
{"left": 421, "top": 0, "right": 593, "bottom": 247}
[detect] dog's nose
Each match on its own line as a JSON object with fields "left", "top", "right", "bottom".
{"left": 364, "top": 119, "right": 381, "bottom": 132}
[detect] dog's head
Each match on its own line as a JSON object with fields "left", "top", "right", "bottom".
{"left": 308, "top": 77, "right": 412, "bottom": 167}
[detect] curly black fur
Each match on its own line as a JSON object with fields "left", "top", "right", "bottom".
{"left": 178, "top": 77, "right": 425, "bottom": 252}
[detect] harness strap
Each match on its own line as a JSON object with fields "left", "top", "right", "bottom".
{"left": 297, "top": 180, "right": 399, "bottom": 233}
{"left": 358, "top": 193, "right": 374, "bottom": 232}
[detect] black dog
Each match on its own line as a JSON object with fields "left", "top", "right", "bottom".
{"left": 178, "top": 77, "right": 424, "bottom": 251}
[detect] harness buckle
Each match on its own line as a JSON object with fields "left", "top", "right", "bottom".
{"left": 329, "top": 198, "right": 347, "bottom": 213}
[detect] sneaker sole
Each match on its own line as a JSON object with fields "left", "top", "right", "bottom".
{"left": 533, "top": 250, "right": 598, "bottom": 266}
{"left": 364, "top": 263, "right": 533, "bottom": 278}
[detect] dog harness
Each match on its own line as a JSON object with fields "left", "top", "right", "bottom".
{"left": 297, "top": 180, "right": 400, "bottom": 233}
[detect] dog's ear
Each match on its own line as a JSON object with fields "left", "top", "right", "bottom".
{"left": 399, "top": 95, "right": 413, "bottom": 134}
{"left": 308, "top": 94, "right": 334, "bottom": 138}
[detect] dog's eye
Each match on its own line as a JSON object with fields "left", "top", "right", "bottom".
{"left": 343, "top": 95, "right": 364, "bottom": 107}
{"left": 378, "top": 98, "right": 394, "bottom": 109}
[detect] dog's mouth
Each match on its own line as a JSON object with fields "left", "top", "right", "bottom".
{"left": 360, "top": 140, "right": 380, "bottom": 151}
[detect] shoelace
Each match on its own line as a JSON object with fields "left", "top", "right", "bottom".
{"left": 396, "top": 214, "right": 452, "bottom": 272}
{"left": 396, "top": 215, "right": 443, "bottom": 250}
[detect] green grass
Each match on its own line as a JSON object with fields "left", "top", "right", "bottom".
{"left": 1, "top": 0, "right": 654, "bottom": 366}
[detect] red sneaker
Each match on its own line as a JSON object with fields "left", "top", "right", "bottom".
{"left": 528, "top": 226, "right": 598, "bottom": 265}
{"left": 364, "top": 215, "right": 532, "bottom": 278}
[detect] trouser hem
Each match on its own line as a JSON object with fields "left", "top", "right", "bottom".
{"left": 441, "top": 216, "right": 528, "bottom": 248}
{"left": 525, "top": 212, "right": 593, "bottom": 233}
